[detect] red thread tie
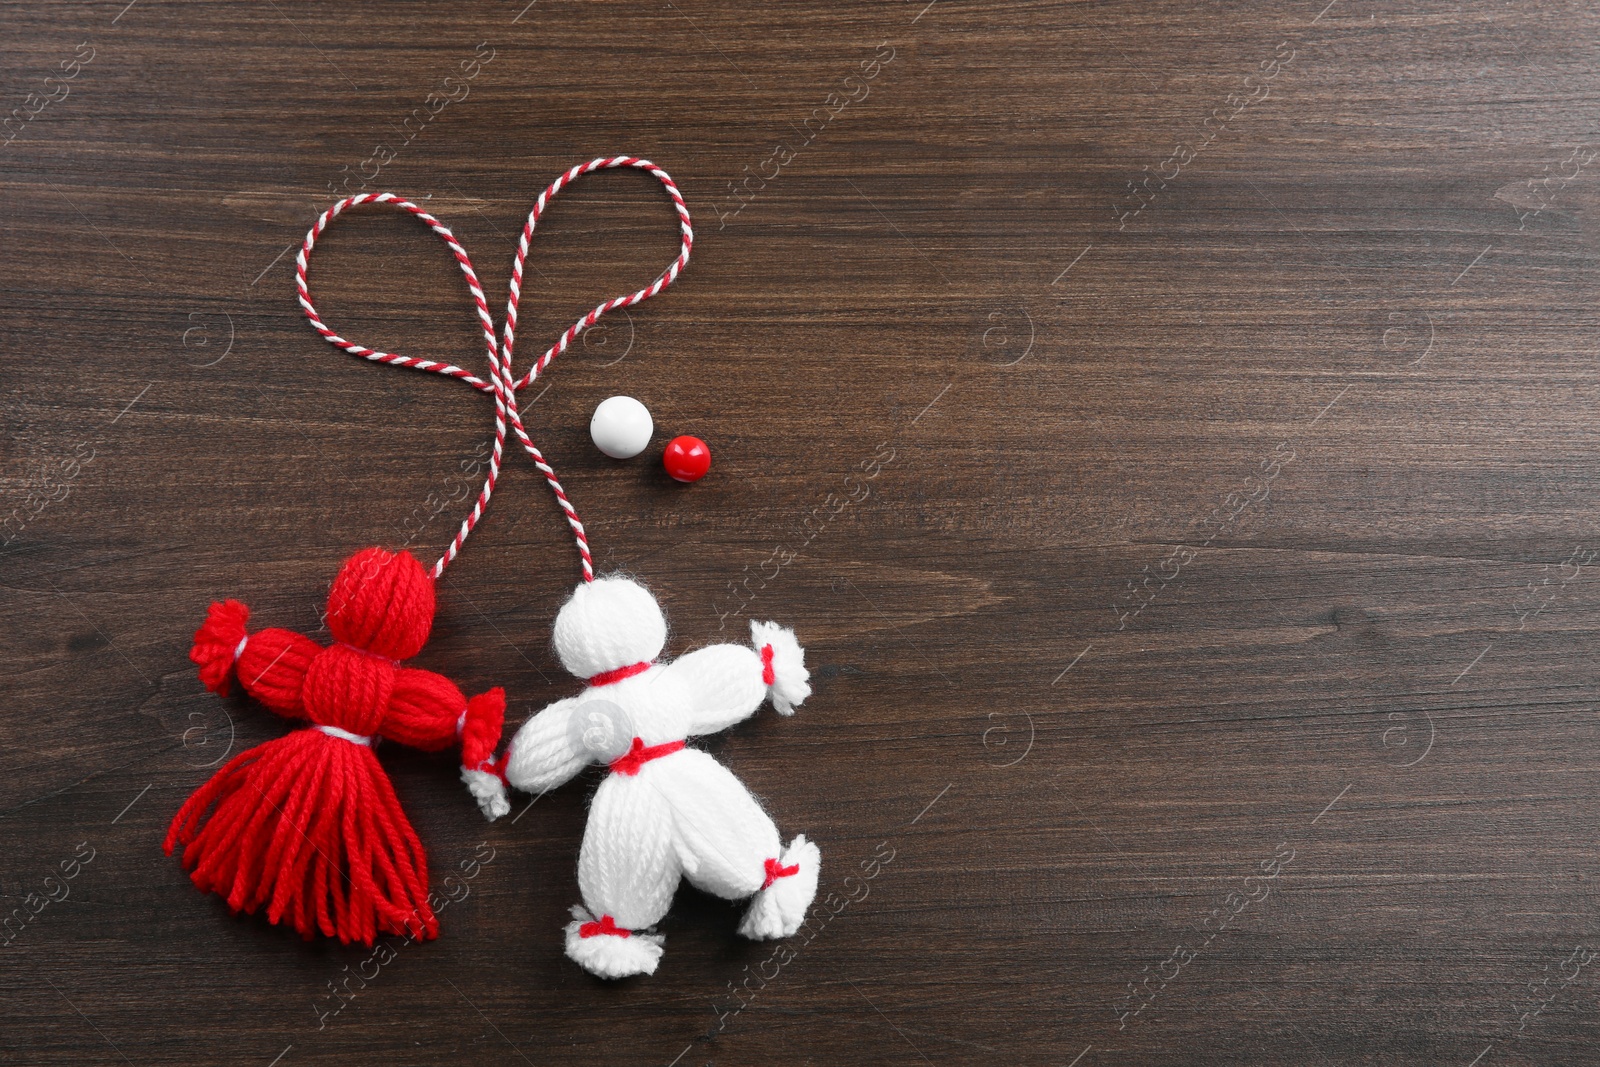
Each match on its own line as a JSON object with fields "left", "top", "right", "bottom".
{"left": 609, "top": 737, "right": 685, "bottom": 776}
{"left": 762, "top": 857, "right": 800, "bottom": 890}
{"left": 579, "top": 914, "right": 629, "bottom": 939}
{"left": 588, "top": 661, "right": 652, "bottom": 687}
{"left": 760, "top": 644, "right": 776, "bottom": 686}
{"left": 479, "top": 750, "right": 510, "bottom": 786}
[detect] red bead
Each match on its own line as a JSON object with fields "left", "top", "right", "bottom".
{"left": 662, "top": 436, "right": 711, "bottom": 482}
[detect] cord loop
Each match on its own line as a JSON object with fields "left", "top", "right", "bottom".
{"left": 295, "top": 157, "right": 694, "bottom": 582}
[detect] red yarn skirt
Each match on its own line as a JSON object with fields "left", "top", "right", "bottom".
{"left": 164, "top": 727, "right": 436, "bottom": 945}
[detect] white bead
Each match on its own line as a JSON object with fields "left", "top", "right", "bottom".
{"left": 589, "top": 396, "right": 654, "bottom": 459}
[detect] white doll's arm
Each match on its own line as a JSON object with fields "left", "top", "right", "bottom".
{"left": 665, "top": 644, "right": 767, "bottom": 737}
{"left": 503, "top": 695, "right": 592, "bottom": 795}
{"left": 668, "top": 621, "right": 812, "bottom": 737}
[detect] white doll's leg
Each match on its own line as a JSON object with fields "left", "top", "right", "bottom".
{"left": 654, "top": 750, "right": 820, "bottom": 939}
{"left": 565, "top": 775, "right": 679, "bottom": 978}
{"left": 664, "top": 750, "right": 779, "bottom": 898}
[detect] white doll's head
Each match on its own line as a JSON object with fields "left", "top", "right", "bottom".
{"left": 553, "top": 575, "right": 668, "bottom": 680}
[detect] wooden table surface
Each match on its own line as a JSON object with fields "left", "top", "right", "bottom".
{"left": 5, "top": 0, "right": 1600, "bottom": 1063}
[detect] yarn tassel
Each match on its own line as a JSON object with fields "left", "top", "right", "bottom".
{"left": 191, "top": 599, "right": 249, "bottom": 695}
{"left": 458, "top": 689, "right": 504, "bottom": 770}
{"left": 164, "top": 727, "right": 435, "bottom": 943}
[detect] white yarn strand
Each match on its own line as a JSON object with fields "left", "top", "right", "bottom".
{"left": 316, "top": 724, "right": 374, "bottom": 746}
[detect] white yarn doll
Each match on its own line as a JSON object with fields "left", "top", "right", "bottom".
{"left": 478, "top": 576, "right": 819, "bottom": 978}
{"left": 421, "top": 154, "right": 821, "bottom": 977}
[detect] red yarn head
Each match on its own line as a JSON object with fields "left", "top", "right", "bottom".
{"left": 326, "top": 547, "right": 435, "bottom": 660}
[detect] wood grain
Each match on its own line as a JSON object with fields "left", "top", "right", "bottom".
{"left": 5, "top": 0, "right": 1600, "bottom": 1063}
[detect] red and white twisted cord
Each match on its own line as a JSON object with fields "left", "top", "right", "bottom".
{"left": 296, "top": 192, "right": 509, "bottom": 579}
{"left": 294, "top": 158, "right": 694, "bottom": 583}
{"left": 503, "top": 156, "right": 694, "bottom": 391}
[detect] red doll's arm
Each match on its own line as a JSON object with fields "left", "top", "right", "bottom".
{"left": 384, "top": 667, "right": 505, "bottom": 768}
{"left": 189, "top": 599, "right": 320, "bottom": 716}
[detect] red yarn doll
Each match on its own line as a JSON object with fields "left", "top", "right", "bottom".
{"left": 165, "top": 547, "right": 505, "bottom": 945}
